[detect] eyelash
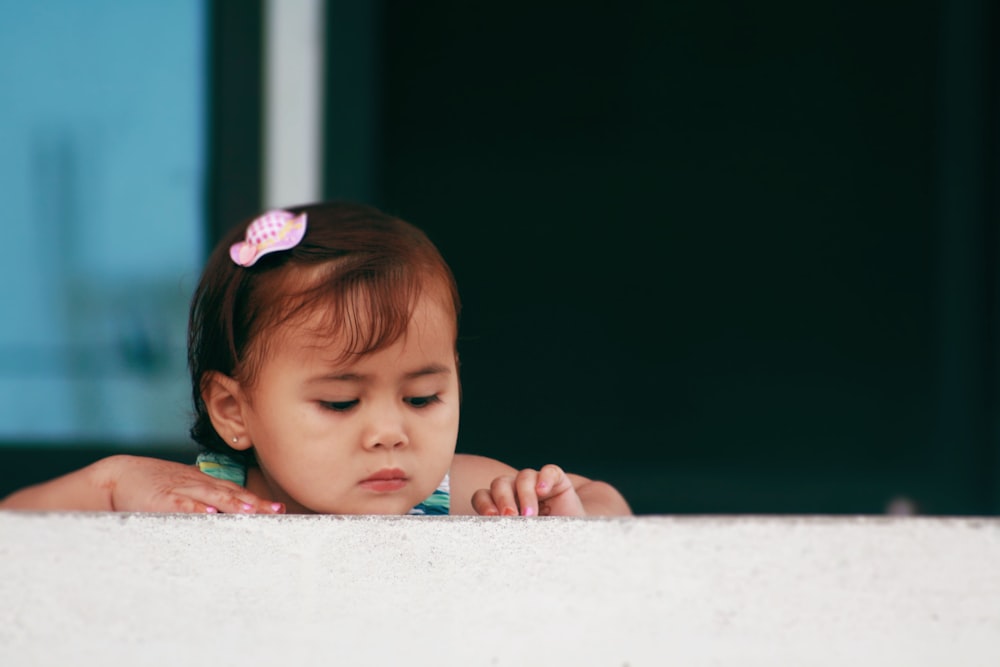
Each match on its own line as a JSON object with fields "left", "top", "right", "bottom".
{"left": 322, "top": 400, "right": 358, "bottom": 412}
{"left": 320, "top": 395, "right": 441, "bottom": 412}
{"left": 406, "top": 394, "right": 441, "bottom": 409}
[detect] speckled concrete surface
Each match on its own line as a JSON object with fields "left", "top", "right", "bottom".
{"left": 1, "top": 513, "right": 998, "bottom": 666}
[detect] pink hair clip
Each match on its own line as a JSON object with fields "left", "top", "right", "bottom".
{"left": 229, "top": 210, "right": 308, "bottom": 267}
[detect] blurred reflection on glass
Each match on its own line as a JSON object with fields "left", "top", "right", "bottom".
{"left": 0, "top": 1, "right": 204, "bottom": 445}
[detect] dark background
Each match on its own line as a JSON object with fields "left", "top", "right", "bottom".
{"left": 376, "top": 0, "right": 1000, "bottom": 515}
{"left": 3, "top": 0, "right": 998, "bottom": 515}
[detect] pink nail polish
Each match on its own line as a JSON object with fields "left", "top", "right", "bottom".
{"left": 502, "top": 507, "right": 518, "bottom": 516}
{"left": 205, "top": 506, "right": 218, "bottom": 514}
{"left": 523, "top": 506, "right": 536, "bottom": 517}
{"left": 241, "top": 503, "right": 254, "bottom": 513}
{"left": 271, "top": 503, "right": 283, "bottom": 513}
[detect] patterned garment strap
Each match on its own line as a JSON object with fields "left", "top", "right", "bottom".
{"left": 196, "top": 451, "right": 248, "bottom": 487}
{"left": 409, "top": 473, "right": 450, "bottom": 515}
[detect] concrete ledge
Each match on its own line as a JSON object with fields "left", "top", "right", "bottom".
{"left": 1, "top": 513, "right": 998, "bottom": 666}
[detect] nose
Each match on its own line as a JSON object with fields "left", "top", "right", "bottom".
{"left": 361, "top": 402, "right": 408, "bottom": 451}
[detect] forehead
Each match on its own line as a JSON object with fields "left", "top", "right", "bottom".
{"left": 269, "top": 286, "right": 457, "bottom": 364}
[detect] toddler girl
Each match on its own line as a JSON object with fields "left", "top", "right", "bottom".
{"left": 1, "top": 202, "right": 630, "bottom": 516}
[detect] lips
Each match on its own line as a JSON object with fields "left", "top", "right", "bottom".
{"left": 359, "top": 468, "right": 408, "bottom": 492}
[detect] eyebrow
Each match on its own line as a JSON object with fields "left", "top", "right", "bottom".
{"left": 308, "top": 363, "right": 452, "bottom": 384}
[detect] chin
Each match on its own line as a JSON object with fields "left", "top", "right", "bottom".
{"left": 306, "top": 499, "right": 416, "bottom": 516}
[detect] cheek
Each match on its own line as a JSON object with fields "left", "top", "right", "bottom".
{"left": 243, "top": 392, "right": 314, "bottom": 443}
{"left": 428, "top": 405, "right": 460, "bottom": 445}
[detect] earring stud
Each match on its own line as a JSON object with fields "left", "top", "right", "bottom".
{"left": 232, "top": 436, "right": 239, "bottom": 444}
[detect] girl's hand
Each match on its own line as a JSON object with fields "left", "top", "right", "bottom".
{"left": 103, "top": 455, "right": 284, "bottom": 514}
{"left": 471, "top": 464, "right": 585, "bottom": 517}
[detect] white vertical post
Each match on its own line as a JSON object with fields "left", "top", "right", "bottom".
{"left": 263, "top": 0, "right": 325, "bottom": 209}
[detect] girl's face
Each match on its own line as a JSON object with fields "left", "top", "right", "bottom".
{"left": 233, "top": 291, "right": 460, "bottom": 514}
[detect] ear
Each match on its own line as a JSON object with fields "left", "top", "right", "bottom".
{"left": 201, "top": 371, "right": 253, "bottom": 451}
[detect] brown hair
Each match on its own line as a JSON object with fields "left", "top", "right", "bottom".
{"left": 188, "top": 201, "right": 460, "bottom": 460}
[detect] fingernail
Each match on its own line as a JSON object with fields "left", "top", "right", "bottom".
{"left": 271, "top": 503, "right": 284, "bottom": 513}
{"left": 523, "top": 506, "right": 536, "bottom": 517}
{"left": 241, "top": 503, "right": 255, "bottom": 513}
{"left": 501, "top": 507, "right": 518, "bottom": 516}
{"left": 205, "top": 506, "right": 218, "bottom": 514}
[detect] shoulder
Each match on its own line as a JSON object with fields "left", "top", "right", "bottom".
{"left": 451, "top": 453, "right": 516, "bottom": 480}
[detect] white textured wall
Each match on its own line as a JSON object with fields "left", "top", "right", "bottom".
{"left": 1, "top": 513, "right": 998, "bottom": 666}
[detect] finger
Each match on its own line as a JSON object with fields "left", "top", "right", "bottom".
{"left": 471, "top": 489, "right": 500, "bottom": 516}
{"left": 514, "top": 469, "right": 540, "bottom": 517}
{"left": 489, "top": 475, "right": 520, "bottom": 516}
{"left": 174, "top": 483, "right": 283, "bottom": 515}
{"left": 234, "top": 493, "right": 285, "bottom": 514}
{"left": 190, "top": 495, "right": 284, "bottom": 515}
{"left": 536, "top": 464, "right": 572, "bottom": 499}
{"left": 189, "top": 470, "right": 281, "bottom": 512}
{"left": 534, "top": 465, "right": 587, "bottom": 517}
{"left": 156, "top": 494, "right": 223, "bottom": 515}
{"left": 208, "top": 489, "right": 284, "bottom": 515}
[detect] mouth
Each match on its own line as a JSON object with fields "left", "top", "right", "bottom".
{"left": 359, "top": 468, "right": 408, "bottom": 493}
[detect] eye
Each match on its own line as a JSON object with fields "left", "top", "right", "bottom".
{"left": 321, "top": 399, "right": 359, "bottom": 412}
{"left": 406, "top": 394, "right": 440, "bottom": 409}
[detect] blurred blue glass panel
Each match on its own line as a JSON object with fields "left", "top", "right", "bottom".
{"left": 0, "top": 1, "right": 204, "bottom": 444}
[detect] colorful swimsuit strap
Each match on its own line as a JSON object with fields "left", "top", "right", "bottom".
{"left": 195, "top": 451, "right": 450, "bottom": 515}
{"left": 195, "top": 451, "right": 247, "bottom": 486}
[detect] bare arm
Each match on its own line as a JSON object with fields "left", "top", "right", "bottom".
{"left": 0, "top": 457, "right": 117, "bottom": 511}
{"left": 571, "top": 479, "right": 633, "bottom": 516}
{"left": 0, "top": 455, "right": 282, "bottom": 514}
{"left": 450, "top": 453, "right": 632, "bottom": 516}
